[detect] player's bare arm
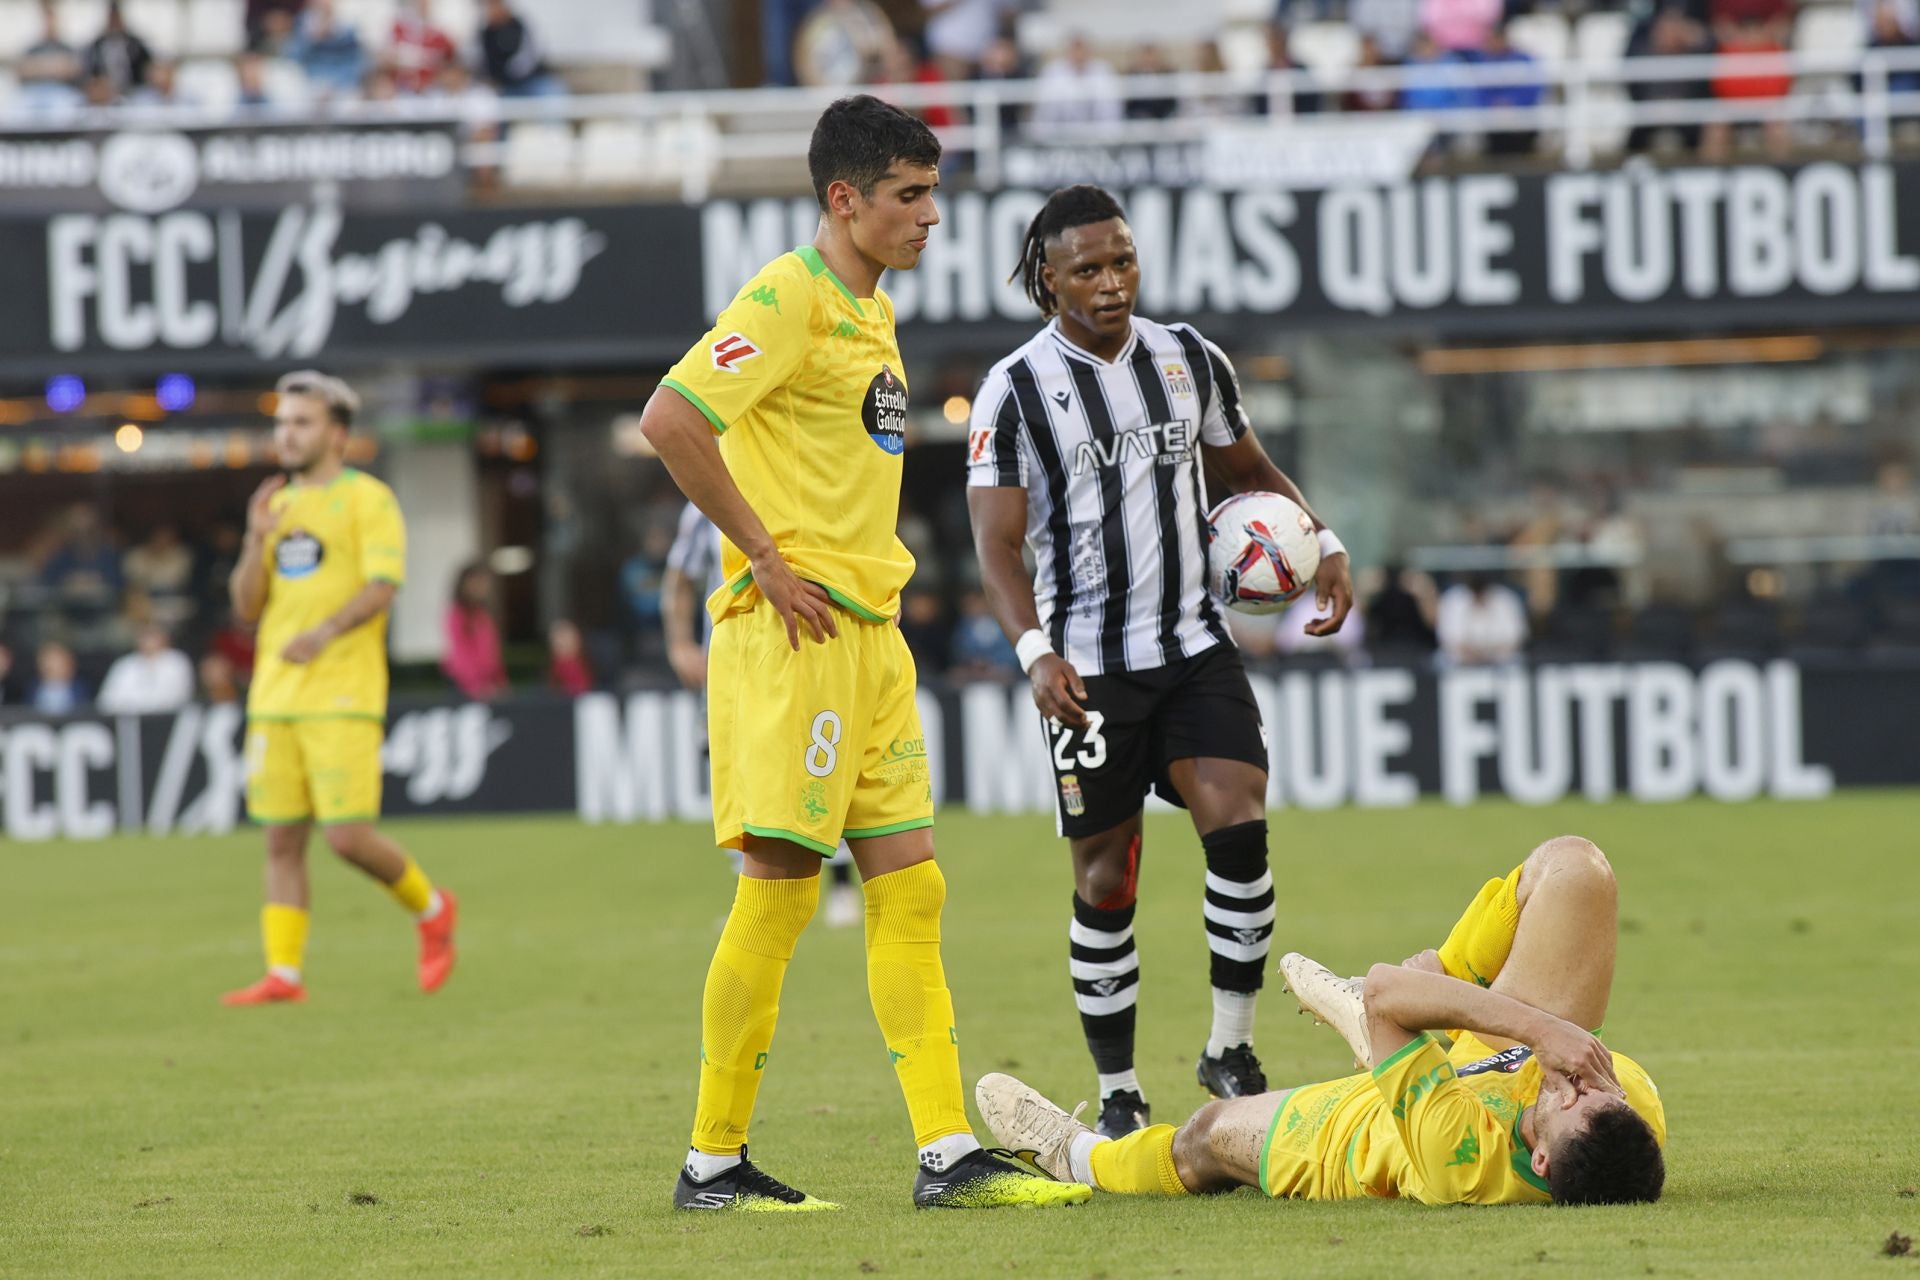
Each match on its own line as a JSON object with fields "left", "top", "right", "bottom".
{"left": 1204, "top": 432, "right": 1354, "bottom": 636}
{"left": 639, "top": 387, "right": 837, "bottom": 652}
{"left": 660, "top": 563, "right": 708, "bottom": 690}
{"left": 1362, "top": 962, "right": 1620, "bottom": 1095}
{"left": 281, "top": 579, "right": 398, "bottom": 665}
{"left": 229, "top": 474, "right": 286, "bottom": 623}
{"left": 967, "top": 485, "right": 1090, "bottom": 730}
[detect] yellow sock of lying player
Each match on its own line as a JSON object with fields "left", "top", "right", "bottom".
{"left": 863, "top": 861, "right": 972, "bottom": 1147}
{"left": 690, "top": 874, "right": 819, "bottom": 1155}
{"left": 1436, "top": 863, "right": 1525, "bottom": 988}
{"left": 1089, "top": 1125, "right": 1189, "bottom": 1195}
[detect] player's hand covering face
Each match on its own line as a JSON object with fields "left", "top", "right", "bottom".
{"left": 1044, "top": 220, "right": 1138, "bottom": 344}
{"left": 838, "top": 162, "right": 941, "bottom": 273}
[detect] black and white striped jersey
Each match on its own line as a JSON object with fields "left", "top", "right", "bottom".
{"left": 966, "top": 315, "right": 1250, "bottom": 677}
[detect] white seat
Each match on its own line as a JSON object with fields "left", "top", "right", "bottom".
{"left": 1290, "top": 21, "right": 1362, "bottom": 83}
{"left": 1794, "top": 5, "right": 1864, "bottom": 59}
{"left": 577, "top": 118, "right": 649, "bottom": 184}
{"left": 1573, "top": 11, "right": 1631, "bottom": 69}
{"left": 183, "top": 0, "right": 243, "bottom": 56}
{"left": 1218, "top": 24, "right": 1271, "bottom": 75}
{"left": 1505, "top": 12, "right": 1570, "bottom": 68}
{"left": 58, "top": 0, "right": 111, "bottom": 45}
{"left": 258, "top": 55, "right": 311, "bottom": 106}
{"left": 433, "top": 0, "right": 480, "bottom": 50}
{"left": 174, "top": 55, "right": 239, "bottom": 113}
{"left": 648, "top": 113, "right": 719, "bottom": 186}
{"left": 504, "top": 121, "right": 577, "bottom": 185}
{"left": 0, "top": 2, "right": 44, "bottom": 59}
{"left": 1574, "top": 83, "right": 1633, "bottom": 152}
{"left": 334, "top": 0, "right": 397, "bottom": 43}
{"left": 124, "top": 0, "right": 185, "bottom": 58}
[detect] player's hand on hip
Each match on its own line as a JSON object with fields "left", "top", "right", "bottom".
{"left": 751, "top": 549, "right": 838, "bottom": 649}
{"left": 246, "top": 474, "right": 287, "bottom": 538}
{"left": 1304, "top": 551, "right": 1354, "bottom": 638}
{"left": 1533, "top": 1019, "right": 1621, "bottom": 1096}
{"left": 1030, "top": 653, "right": 1090, "bottom": 730}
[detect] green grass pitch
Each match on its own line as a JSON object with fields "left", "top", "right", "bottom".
{"left": 3, "top": 793, "right": 1917, "bottom": 1277}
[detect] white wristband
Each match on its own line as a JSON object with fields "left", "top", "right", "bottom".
{"left": 1317, "top": 528, "right": 1347, "bottom": 560}
{"left": 1014, "top": 629, "right": 1055, "bottom": 675}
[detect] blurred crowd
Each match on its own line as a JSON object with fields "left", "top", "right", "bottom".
{"left": 4, "top": 0, "right": 556, "bottom": 123}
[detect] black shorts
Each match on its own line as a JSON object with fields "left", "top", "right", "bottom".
{"left": 1042, "top": 642, "right": 1268, "bottom": 838}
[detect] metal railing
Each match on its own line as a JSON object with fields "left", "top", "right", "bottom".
{"left": 4, "top": 45, "right": 1920, "bottom": 200}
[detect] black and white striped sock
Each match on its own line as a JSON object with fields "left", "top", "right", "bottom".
{"left": 1069, "top": 894, "right": 1139, "bottom": 1086}
{"left": 1202, "top": 820, "right": 1273, "bottom": 1055}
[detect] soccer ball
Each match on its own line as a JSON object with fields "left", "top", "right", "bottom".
{"left": 1206, "top": 492, "right": 1321, "bottom": 615}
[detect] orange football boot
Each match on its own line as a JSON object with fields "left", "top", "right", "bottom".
{"left": 221, "top": 973, "right": 307, "bottom": 1005}
{"left": 418, "top": 890, "right": 458, "bottom": 993}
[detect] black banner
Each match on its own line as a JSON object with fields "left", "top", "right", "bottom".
{"left": 2, "top": 659, "right": 1916, "bottom": 842}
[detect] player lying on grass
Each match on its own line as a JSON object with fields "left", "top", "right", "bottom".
{"left": 979, "top": 835, "right": 1667, "bottom": 1206}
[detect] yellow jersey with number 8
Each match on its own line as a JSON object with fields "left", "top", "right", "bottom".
{"left": 661, "top": 246, "right": 914, "bottom": 626}
{"left": 249, "top": 468, "right": 406, "bottom": 721}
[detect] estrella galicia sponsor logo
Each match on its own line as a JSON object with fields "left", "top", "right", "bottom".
{"left": 1456, "top": 1045, "right": 1534, "bottom": 1078}
{"left": 862, "top": 364, "right": 907, "bottom": 455}
{"left": 275, "top": 529, "right": 324, "bottom": 579}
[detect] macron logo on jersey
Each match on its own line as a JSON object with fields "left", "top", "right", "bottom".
{"left": 710, "top": 332, "right": 761, "bottom": 374}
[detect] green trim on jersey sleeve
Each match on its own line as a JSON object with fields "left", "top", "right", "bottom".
{"left": 661, "top": 377, "right": 729, "bottom": 435}
{"left": 793, "top": 245, "right": 864, "bottom": 315}
{"left": 1371, "top": 1031, "right": 1436, "bottom": 1077}
{"left": 741, "top": 823, "right": 838, "bottom": 857}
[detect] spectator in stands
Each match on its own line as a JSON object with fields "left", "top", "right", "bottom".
{"left": 1186, "top": 38, "right": 1261, "bottom": 118}
{"left": 973, "top": 33, "right": 1031, "bottom": 133}
{"left": 921, "top": 0, "right": 1020, "bottom": 81}
{"left": 39, "top": 506, "right": 122, "bottom": 627}
{"left": 288, "top": 0, "right": 368, "bottom": 100}
{"left": 762, "top": 0, "right": 818, "bottom": 86}
{"left": 127, "top": 60, "right": 194, "bottom": 113}
{"left": 205, "top": 607, "right": 257, "bottom": 677}
{"left": 897, "top": 590, "right": 950, "bottom": 672}
{"left": 237, "top": 50, "right": 276, "bottom": 108}
{"left": 82, "top": 2, "right": 154, "bottom": 101}
{"left": 124, "top": 524, "right": 196, "bottom": 632}
{"left": 247, "top": 0, "right": 306, "bottom": 54}
{"left": 1626, "top": 2, "right": 1713, "bottom": 154}
{"left": 31, "top": 641, "right": 88, "bottom": 715}
{"left": 391, "top": 0, "right": 458, "bottom": 95}
{"left": 1123, "top": 43, "right": 1180, "bottom": 120}
{"left": 546, "top": 618, "right": 592, "bottom": 697}
{"left": 0, "top": 643, "right": 17, "bottom": 705}
{"left": 1365, "top": 565, "right": 1440, "bottom": 657}
{"left": 1259, "top": 23, "right": 1320, "bottom": 116}
{"left": 794, "top": 0, "right": 897, "bottom": 86}
{"left": 97, "top": 623, "right": 195, "bottom": 716}
{"left": 1401, "top": 31, "right": 1476, "bottom": 112}
{"left": 1420, "top": 0, "right": 1502, "bottom": 53}
{"left": 1869, "top": 0, "right": 1920, "bottom": 93}
{"left": 1474, "top": 25, "right": 1542, "bottom": 153}
{"left": 1351, "top": 0, "right": 1423, "bottom": 61}
{"left": 199, "top": 651, "right": 242, "bottom": 705}
{"left": 16, "top": 1, "right": 85, "bottom": 120}
{"left": 1033, "top": 32, "right": 1125, "bottom": 127}
{"left": 443, "top": 562, "right": 508, "bottom": 700}
{"left": 1342, "top": 35, "right": 1403, "bottom": 111}
{"left": 1436, "top": 573, "right": 1529, "bottom": 666}
{"left": 1705, "top": 0, "right": 1793, "bottom": 158}
{"left": 949, "top": 588, "right": 1020, "bottom": 681}
{"left": 480, "top": 0, "right": 564, "bottom": 97}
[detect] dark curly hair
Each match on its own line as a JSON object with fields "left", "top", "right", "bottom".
{"left": 807, "top": 94, "right": 942, "bottom": 212}
{"left": 1548, "top": 1103, "right": 1665, "bottom": 1206}
{"left": 1011, "top": 184, "right": 1129, "bottom": 317}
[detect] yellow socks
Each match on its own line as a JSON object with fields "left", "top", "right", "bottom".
{"left": 262, "top": 903, "right": 310, "bottom": 981}
{"left": 863, "top": 861, "right": 971, "bottom": 1148}
{"left": 384, "top": 856, "right": 437, "bottom": 917}
{"left": 690, "top": 874, "right": 819, "bottom": 1155}
{"left": 1437, "top": 863, "right": 1525, "bottom": 988}
{"left": 1089, "top": 1125, "right": 1188, "bottom": 1195}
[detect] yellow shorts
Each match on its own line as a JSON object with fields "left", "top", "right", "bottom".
{"left": 246, "top": 718, "right": 385, "bottom": 826}
{"left": 708, "top": 601, "right": 933, "bottom": 856}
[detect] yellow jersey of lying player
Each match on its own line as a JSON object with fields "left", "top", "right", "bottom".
{"left": 660, "top": 246, "right": 915, "bottom": 626}
{"left": 1261, "top": 1031, "right": 1667, "bottom": 1204}
{"left": 248, "top": 468, "right": 406, "bottom": 722}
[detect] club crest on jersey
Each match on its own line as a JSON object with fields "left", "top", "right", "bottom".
{"left": 1060, "top": 772, "right": 1085, "bottom": 817}
{"left": 710, "top": 332, "right": 761, "bottom": 373}
{"left": 275, "top": 529, "right": 324, "bottom": 579}
{"left": 862, "top": 364, "right": 908, "bottom": 455}
{"left": 1163, "top": 361, "right": 1195, "bottom": 398}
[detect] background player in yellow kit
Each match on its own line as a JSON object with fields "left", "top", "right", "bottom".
{"left": 979, "top": 835, "right": 1667, "bottom": 1206}
{"left": 642, "top": 96, "right": 1088, "bottom": 1212}
{"left": 221, "top": 371, "right": 456, "bottom": 1006}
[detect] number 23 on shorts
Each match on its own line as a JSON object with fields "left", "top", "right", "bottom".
{"left": 1048, "top": 711, "right": 1108, "bottom": 771}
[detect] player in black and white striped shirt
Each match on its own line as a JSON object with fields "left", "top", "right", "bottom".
{"left": 966, "top": 185, "right": 1354, "bottom": 1139}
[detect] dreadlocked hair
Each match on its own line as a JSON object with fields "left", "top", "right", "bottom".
{"left": 1012, "top": 184, "right": 1128, "bottom": 318}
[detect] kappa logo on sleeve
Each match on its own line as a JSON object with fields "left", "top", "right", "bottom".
{"left": 710, "top": 332, "right": 762, "bottom": 373}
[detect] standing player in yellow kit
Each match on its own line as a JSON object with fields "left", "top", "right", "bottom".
{"left": 221, "top": 371, "right": 456, "bottom": 1006}
{"left": 644, "top": 96, "right": 1088, "bottom": 1212}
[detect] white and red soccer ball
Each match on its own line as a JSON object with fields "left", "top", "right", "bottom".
{"left": 1206, "top": 492, "right": 1321, "bottom": 615}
